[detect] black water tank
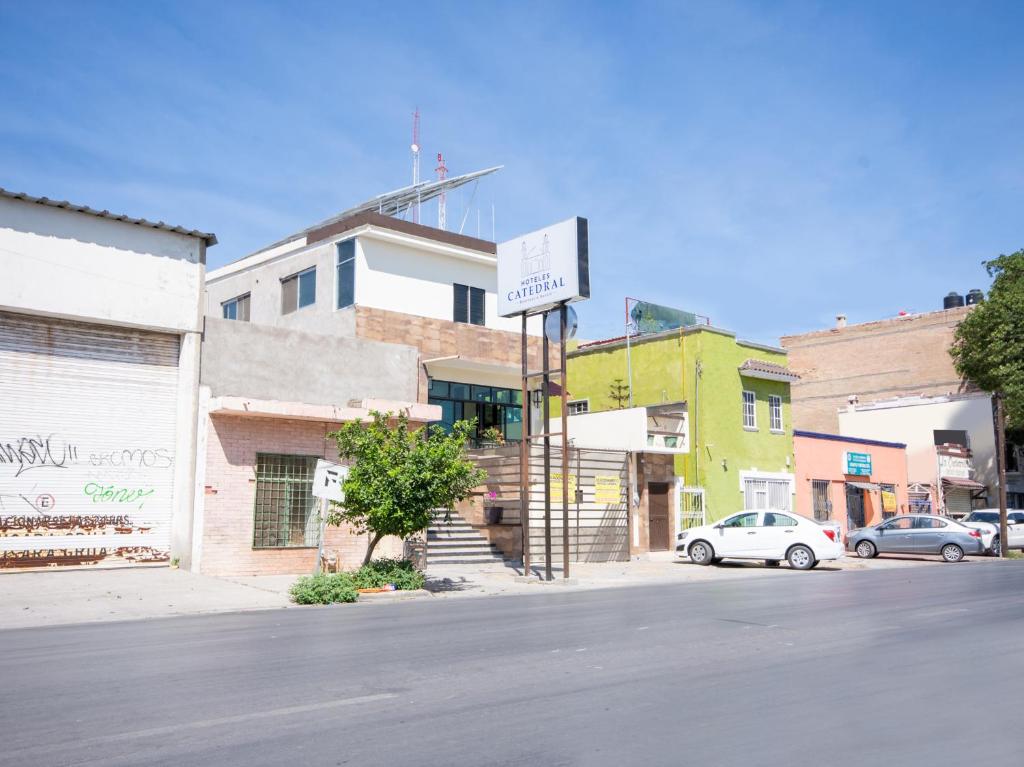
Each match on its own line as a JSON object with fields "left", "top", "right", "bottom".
{"left": 943, "top": 291, "right": 965, "bottom": 310}
{"left": 966, "top": 288, "right": 984, "bottom": 305}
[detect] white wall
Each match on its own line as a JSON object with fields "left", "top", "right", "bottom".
{"left": 0, "top": 197, "right": 205, "bottom": 333}
{"left": 838, "top": 394, "right": 996, "bottom": 501}
{"left": 568, "top": 408, "right": 649, "bottom": 451}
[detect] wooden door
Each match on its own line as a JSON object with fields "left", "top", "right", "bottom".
{"left": 648, "top": 482, "right": 671, "bottom": 551}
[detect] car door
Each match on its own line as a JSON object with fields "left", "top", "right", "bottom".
{"left": 714, "top": 512, "right": 762, "bottom": 557}
{"left": 1008, "top": 514, "right": 1024, "bottom": 549}
{"left": 875, "top": 516, "right": 915, "bottom": 553}
{"left": 757, "top": 512, "right": 800, "bottom": 558}
{"left": 911, "top": 516, "right": 945, "bottom": 552}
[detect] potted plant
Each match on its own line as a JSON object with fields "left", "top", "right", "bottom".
{"left": 480, "top": 426, "right": 505, "bottom": 447}
{"left": 483, "top": 490, "right": 504, "bottom": 525}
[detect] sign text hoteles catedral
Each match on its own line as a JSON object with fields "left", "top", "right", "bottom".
{"left": 497, "top": 216, "right": 590, "bottom": 317}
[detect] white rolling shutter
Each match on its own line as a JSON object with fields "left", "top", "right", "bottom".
{"left": 943, "top": 488, "right": 973, "bottom": 518}
{"left": 0, "top": 311, "right": 180, "bottom": 570}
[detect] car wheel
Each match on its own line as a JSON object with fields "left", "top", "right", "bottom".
{"left": 855, "top": 540, "right": 877, "bottom": 559}
{"left": 810, "top": 560, "right": 820, "bottom": 569}
{"left": 991, "top": 536, "right": 1001, "bottom": 557}
{"left": 765, "top": 560, "right": 780, "bottom": 568}
{"left": 689, "top": 541, "right": 714, "bottom": 565}
{"left": 787, "top": 545, "right": 814, "bottom": 570}
{"left": 941, "top": 543, "right": 964, "bottom": 563}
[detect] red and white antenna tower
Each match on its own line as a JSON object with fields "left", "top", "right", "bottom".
{"left": 410, "top": 108, "right": 421, "bottom": 223}
{"left": 435, "top": 151, "right": 448, "bottom": 230}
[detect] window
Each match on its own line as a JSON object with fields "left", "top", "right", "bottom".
{"left": 337, "top": 240, "right": 355, "bottom": 309}
{"left": 743, "top": 478, "right": 792, "bottom": 511}
{"left": 933, "top": 429, "right": 968, "bottom": 447}
{"left": 252, "top": 454, "right": 319, "bottom": 548}
{"left": 811, "top": 479, "right": 832, "bottom": 521}
{"left": 881, "top": 517, "right": 914, "bottom": 531}
{"left": 282, "top": 267, "right": 316, "bottom": 314}
{"left": 915, "top": 517, "right": 947, "bottom": 529}
{"left": 568, "top": 400, "right": 590, "bottom": 415}
{"left": 222, "top": 293, "right": 250, "bottom": 321}
{"left": 908, "top": 492, "right": 932, "bottom": 514}
{"left": 427, "top": 378, "right": 522, "bottom": 442}
{"left": 879, "top": 482, "right": 897, "bottom": 519}
{"left": 742, "top": 390, "right": 757, "bottom": 429}
{"left": 768, "top": 395, "right": 783, "bottom": 432}
{"left": 722, "top": 512, "right": 759, "bottom": 528}
{"left": 764, "top": 512, "right": 797, "bottom": 527}
{"left": 453, "top": 283, "right": 485, "bottom": 325}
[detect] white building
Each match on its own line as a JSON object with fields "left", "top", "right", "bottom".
{"left": 838, "top": 392, "right": 1002, "bottom": 516}
{"left": 205, "top": 210, "right": 546, "bottom": 444}
{"left": 0, "top": 187, "right": 215, "bottom": 570}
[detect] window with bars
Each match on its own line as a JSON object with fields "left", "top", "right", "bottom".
{"left": 768, "top": 395, "right": 783, "bottom": 432}
{"left": 252, "top": 453, "right": 320, "bottom": 548}
{"left": 811, "top": 479, "right": 832, "bottom": 521}
{"left": 568, "top": 400, "right": 590, "bottom": 415}
{"left": 908, "top": 491, "right": 932, "bottom": 515}
{"left": 453, "top": 283, "right": 485, "bottom": 325}
{"left": 742, "top": 390, "right": 757, "bottom": 429}
{"left": 743, "top": 478, "right": 791, "bottom": 511}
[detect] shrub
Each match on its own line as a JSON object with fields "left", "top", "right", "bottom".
{"left": 351, "top": 558, "right": 425, "bottom": 591}
{"left": 289, "top": 573, "right": 359, "bottom": 605}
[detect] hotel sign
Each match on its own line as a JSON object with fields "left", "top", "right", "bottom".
{"left": 844, "top": 451, "right": 872, "bottom": 476}
{"left": 497, "top": 217, "right": 590, "bottom": 317}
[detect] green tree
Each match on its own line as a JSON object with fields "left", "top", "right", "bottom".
{"left": 951, "top": 249, "right": 1024, "bottom": 427}
{"left": 608, "top": 377, "right": 631, "bottom": 409}
{"left": 327, "top": 412, "right": 487, "bottom": 564}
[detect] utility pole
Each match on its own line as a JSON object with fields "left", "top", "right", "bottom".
{"left": 994, "top": 393, "right": 1009, "bottom": 557}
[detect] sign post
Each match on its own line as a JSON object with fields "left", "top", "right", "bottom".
{"left": 311, "top": 459, "right": 348, "bottom": 574}
{"left": 498, "top": 217, "right": 589, "bottom": 581}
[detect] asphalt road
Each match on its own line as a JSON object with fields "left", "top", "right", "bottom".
{"left": 3, "top": 561, "right": 1023, "bottom": 767}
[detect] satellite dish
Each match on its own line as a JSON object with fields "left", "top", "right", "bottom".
{"left": 544, "top": 306, "right": 579, "bottom": 342}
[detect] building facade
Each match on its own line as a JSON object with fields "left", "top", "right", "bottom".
{"left": 793, "top": 431, "right": 909, "bottom": 536}
{"left": 780, "top": 307, "right": 975, "bottom": 433}
{"left": 205, "top": 211, "right": 549, "bottom": 445}
{"left": 562, "top": 324, "right": 799, "bottom": 549}
{"left": 0, "top": 188, "right": 214, "bottom": 571}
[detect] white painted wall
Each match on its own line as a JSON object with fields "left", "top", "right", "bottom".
{"left": 0, "top": 197, "right": 205, "bottom": 334}
{"left": 838, "top": 394, "right": 996, "bottom": 502}
{"left": 568, "top": 408, "right": 650, "bottom": 451}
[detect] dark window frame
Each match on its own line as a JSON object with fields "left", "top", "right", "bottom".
{"left": 282, "top": 266, "right": 317, "bottom": 314}
{"left": 252, "top": 453, "right": 320, "bottom": 549}
{"left": 453, "top": 283, "right": 486, "bottom": 325}
{"left": 222, "top": 293, "right": 251, "bottom": 321}
{"left": 337, "top": 239, "right": 355, "bottom": 309}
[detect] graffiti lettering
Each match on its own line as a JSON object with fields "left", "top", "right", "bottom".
{"left": 0, "top": 435, "right": 78, "bottom": 477}
{"left": 83, "top": 483, "right": 155, "bottom": 507}
{"left": 0, "top": 514, "right": 133, "bottom": 533}
{"left": 88, "top": 449, "right": 173, "bottom": 469}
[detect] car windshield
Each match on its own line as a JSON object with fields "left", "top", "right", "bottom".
{"left": 966, "top": 512, "right": 999, "bottom": 523}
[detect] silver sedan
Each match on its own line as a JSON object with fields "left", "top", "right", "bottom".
{"left": 848, "top": 514, "right": 984, "bottom": 563}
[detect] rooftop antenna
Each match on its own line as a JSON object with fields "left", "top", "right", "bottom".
{"left": 411, "top": 108, "right": 421, "bottom": 223}
{"left": 436, "top": 151, "right": 448, "bottom": 229}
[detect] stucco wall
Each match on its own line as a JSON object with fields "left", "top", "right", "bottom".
{"left": 200, "top": 317, "right": 419, "bottom": 406}
{"left": 0, "top": 196, "right": 205, "bottom": 334}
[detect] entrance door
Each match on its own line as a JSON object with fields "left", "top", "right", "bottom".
{"left": 846, "top": 486, "right": 866, "bottom": 530}
{"left": 648, "top": 482, "right": 671, "bottom": 551}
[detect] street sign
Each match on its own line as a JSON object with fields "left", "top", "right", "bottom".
{"left": 312, "top": 460, "right": 348, "bottom": 503}
{"left": 844, "top": 451, "right": 872, "bottom": 476}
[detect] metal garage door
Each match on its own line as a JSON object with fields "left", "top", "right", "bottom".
{"left": 0, "top": 311, "right": 180, "bottom": 570}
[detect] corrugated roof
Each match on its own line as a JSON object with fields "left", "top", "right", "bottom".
{"left": 0, "top": 187, "right": 217, "bottom": 246}
{"left": 738, "top": 358, "right": 800, "bottom": 381}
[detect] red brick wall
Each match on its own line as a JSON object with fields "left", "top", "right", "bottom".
{"left": 199, "top": 414, "right": 402, "bottom": 576}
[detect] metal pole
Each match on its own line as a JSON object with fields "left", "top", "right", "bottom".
{"left": 520, "top": 312, "right": 531, "bottom": 576}
{"left": 994, "top": 393, "right": 1010, "bottom": 557}
{"left": 542, "top": 310, "right": 553, "bottom": 581}
{"left": 560, "top": 303, "right": 570, "bottom": 579}
{"left": 314, "top": 496, "right": 327, "bottom": 575}
{"left": 625, "top": 297, "right": 634, "bottom": 407}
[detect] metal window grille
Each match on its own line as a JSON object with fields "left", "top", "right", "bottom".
{"left": 253, "top": 453, "right": 320, "bottom": 548}
{"left": 811, "top": 479, "right": 831, "bottom": 521}
{"left": 568, "top": 400, "right": 589, "bottom": 415}
{"left": 908, "top": 492, "right": 932, "bottom": 515}
{"left": 744, "top": 478, "right": 791, "bottom": 511}
{"left": 679, "top": 487, "right": 706, "bottom": 528}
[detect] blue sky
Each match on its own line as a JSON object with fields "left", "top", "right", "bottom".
{"left": 2, "top": 1, "right": 1022, "bottom": 343}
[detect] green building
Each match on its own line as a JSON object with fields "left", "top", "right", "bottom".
{"left": 560, "top": 324, "right": 799, "bottom": 537}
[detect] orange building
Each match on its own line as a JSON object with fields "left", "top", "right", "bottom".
{"left": 794, "top": 430, "right": 909, "bottom": 538}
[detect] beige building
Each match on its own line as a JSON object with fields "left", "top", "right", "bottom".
{"left": 780, "top": 306, "right": 975, "bottom": 433}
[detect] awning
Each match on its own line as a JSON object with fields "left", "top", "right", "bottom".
{"left": 846, "top": 481, "right": 880, "bottom": 491}
{"left": 941, "top": 476, "right": 986, "bottom": 491}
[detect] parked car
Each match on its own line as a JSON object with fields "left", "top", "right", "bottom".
{"left": 676, "top": 510, "right": 844, "bottom": 570}
{"left": 960, "top": 509, "right": 1024, "bottom": 554}
{"left": 848, "top": 514, "right": 984, "bottom": 562}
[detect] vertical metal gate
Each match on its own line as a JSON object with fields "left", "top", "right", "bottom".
{"left": 679, "top": 486, "right": 706, "bottom": 529}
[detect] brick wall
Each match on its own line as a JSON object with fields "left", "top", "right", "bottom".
{"left": 355, "top": 305, "right": 556, "bottom": 400}
{"left": 199, "top": 414, "right": 402, "bottom": 576}
{"left": 780, "top": 307, "right": 975, "bottom": 433}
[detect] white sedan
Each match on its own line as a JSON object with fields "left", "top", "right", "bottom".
{"left": 677, "top": 510, "right": 845, "bottom": 570}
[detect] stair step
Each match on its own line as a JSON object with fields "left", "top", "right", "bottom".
{"left": 427, "top": 557, "right": 507, "bottom": 565}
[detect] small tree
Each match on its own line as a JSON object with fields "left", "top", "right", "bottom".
{"left": 608, "top": 377, "right": 631, "bottom": 409}
{"left": 327, "top": 412, "right": 487, "bottom": 564}
{"left": 951, "top": 249, "right": 1024, "bottom": 427}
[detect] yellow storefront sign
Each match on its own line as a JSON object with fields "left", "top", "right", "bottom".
{"left": 594, "top": 475, "right": 622, "bottom": 504}
{"left": 881, "top": 490, "right": 898, "bottom": 513}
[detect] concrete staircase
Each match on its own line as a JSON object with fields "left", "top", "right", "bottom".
{"left": 426, "top": 512, "right": 508, "bottom": 567}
